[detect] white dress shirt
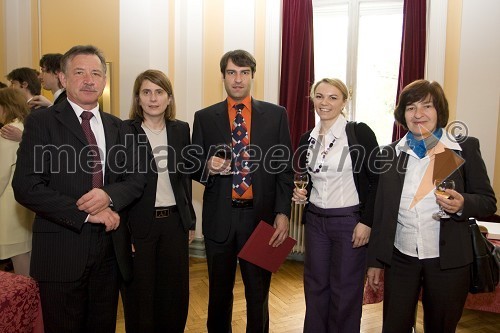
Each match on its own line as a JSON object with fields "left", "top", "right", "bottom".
{"left": 69, "top": 100, "right": 106, "bottom": 181}
{"left": 307, "top": 115, "right": 359, "bottom": 209}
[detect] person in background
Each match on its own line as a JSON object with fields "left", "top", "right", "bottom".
{"left": 121, "top": 69, "right": 196, "bottom": 333}
{"left": 293, "top": 78, "right": 379, "bottom": 332}
{"left": 12, "top": 45, "right": 146, "bottom": 333}
{"left": 28, "top": 53, "right": 67, "bottom": 108}
{"left": 192, "top": 49, "right": 294, "bottom": 333}
{"left": 2, "top": 67, "right": 44, "bottom": 142}
{"left": 6, "top": 67, "right": 42, "bottom": 106}
{"left": 0, "top": 88, "right": 34, "bottom": 277}
{"left": 366, "top": 79, "right": 496, "bottom": 332}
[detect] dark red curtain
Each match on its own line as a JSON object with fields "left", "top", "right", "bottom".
{"left": 279, "top": 0, "right": 315, "bottom": 150}
{"left": 391, "top": 0, "right": 427, "bottom": 142}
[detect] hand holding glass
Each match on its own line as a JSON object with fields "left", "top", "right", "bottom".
{"left": 432, "top": 179, "right": 455, "bottom": 220}
{"left": 294, "top": 173, "right": 309, "bottom": 205}
{"left": 214, "top": 144, "right": 232, "bottom": 175}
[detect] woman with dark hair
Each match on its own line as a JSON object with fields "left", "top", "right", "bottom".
{"left": 367, "top": 79, "right": 496, "bottom": 332}
{"left": 0, "top": 88, "right": 34, "bottom": 276}
{"left": 121, "top": 70, "right": 195, "bottom": 333}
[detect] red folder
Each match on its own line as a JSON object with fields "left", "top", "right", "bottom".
{"left": 238, "top": 220, "right": 297, "bottom": 273}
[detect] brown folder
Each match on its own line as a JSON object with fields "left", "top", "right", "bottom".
{"left": 237, "top": 220, "right": 297, "bottom": 273}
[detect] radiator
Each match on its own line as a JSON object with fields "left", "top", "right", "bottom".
{"left": 289, "top": 203, "right": 305, "bottom": 254}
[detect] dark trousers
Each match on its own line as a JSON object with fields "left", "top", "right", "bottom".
{"left": 205, "top": 207, "right": 272, "bottom": 333}
{"left": 383, "top": 247, "right": 470, "bottom": 333}
{"left": 303, "top": 204, "right": 366, "bottom": 333}
{"left": 38, "top": 224, "right": 119, "bottom": 333}
{"left": 122, "top": 211, "right": 189, "bottom": 333}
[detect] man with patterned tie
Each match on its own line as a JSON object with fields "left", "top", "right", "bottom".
{"left": 192, "top": 49, "right": 294, "bottom": 333}
{"left": 12, "top": 45, "right": 145, "bottom": 333}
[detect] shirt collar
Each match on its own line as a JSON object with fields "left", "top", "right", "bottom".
{"left": 227, "top": 96, "right": 251, "bottom": 112}
{"left": 53, "top": 88, "right": 65, "bottom": 101}
{"left": 68, "top": 99, "right": 102, "bottom": 124}
{"left": 309, "top": 115, "right": 347, "bottom": 143}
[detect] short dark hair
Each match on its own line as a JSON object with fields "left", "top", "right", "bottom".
{"left": 0, "top": 82, "right": 7, "bottom": 89}
{"left": 61, "top": 45, "right": 106, "bottom": 74}
{"left": 220, "top": 50, "right": 256, "bottom": 77}
{"left": 39, "top": 53, "right": 63, "bottom": 74}
{"left": 394, "top": 79, "right": 449, "bottom": 130}
{"left": 6, "top": 67, "right": 41, "bottom": 95}
{"left": 129, "top": 69, "right": 176, "bottom": 121}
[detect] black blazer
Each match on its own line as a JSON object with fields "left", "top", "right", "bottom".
{"left": 124, "top": 118, "right": 196, "bottom": 239}
{"left": 367, "top": 136, "right": 496, "bottom": 270}
{"left": 12, "top": 100, "right": 146, "bottom": 282}
{"left": 191, "top": 98, "right": 294, "bottom": 243}
{"left": 53, "top": 89, "right": 67, "bottom": 105}
{"left": 296, "top": 121, "right": 380, "bottom": 227}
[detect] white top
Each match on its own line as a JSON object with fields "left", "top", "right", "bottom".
{"left": 307, "top": 115, "right": 359, "bottom": 209}
{"left": 394, "top": 132, "right": 462, "bottom": 259}
{"left": 69, "top": 100, "right": 106, "bottom": 182}
{"left": 142, "top": 124, "right": 176, "bottom": 207}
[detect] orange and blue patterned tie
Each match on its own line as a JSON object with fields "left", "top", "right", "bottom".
{"left": 232, "top": 104, "right": 251, "bottom": 195}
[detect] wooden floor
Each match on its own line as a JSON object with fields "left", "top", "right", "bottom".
{"left": 115, "top": 257, "right": 500, "bottom": 332}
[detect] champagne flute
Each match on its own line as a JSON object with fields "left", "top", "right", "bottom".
{"left": 294, "top": 173, "right": 309, "bottom": 205}
{"left": 432, "top": 179, "right": 455, "bottom": 220}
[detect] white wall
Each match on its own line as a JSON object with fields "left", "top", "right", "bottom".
{"left": 455, "top": 0, "right": 500, "bottom": 179}
{"left": 4, "top": 0, "right": 33, "bottom": 72}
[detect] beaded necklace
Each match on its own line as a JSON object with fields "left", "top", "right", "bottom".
{"left": 306, "top": 134, "right": 336, "bottom": 173}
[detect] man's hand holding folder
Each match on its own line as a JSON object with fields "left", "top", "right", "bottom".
{"left": 238, "top": 221, "right": 297, "bottom": 273}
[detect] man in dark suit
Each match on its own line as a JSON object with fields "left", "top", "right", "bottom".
{"left": 12, "top": 45, "right": 146, "bottom": 333}
{"left": 28, "top": 53, "right": 67, "bottom": 108}
{"left": 192, "top": 49, "right": 294, "bottom": 333}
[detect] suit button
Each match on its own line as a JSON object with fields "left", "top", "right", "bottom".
{"left": 440, "top": 240, "right": 446, "bottom": 246}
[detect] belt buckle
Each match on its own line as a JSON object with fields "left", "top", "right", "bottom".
{"left": 156, "top": 209, "right": 169, "bottom": 218}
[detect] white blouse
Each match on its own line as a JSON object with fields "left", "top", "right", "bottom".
{"left": 307, "top": 115, "right": 359, "bottom": 209}
{"left": 394, "top": 132, "right": 462, "bottom": 259}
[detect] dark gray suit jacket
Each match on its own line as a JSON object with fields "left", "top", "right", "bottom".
{"left": 191, "top": 98, "right": 294, "bottom": 243}
{"left": 13, "top": 100, "right": 146, "bottom": 282}
{"left": 367, "top": 136, "right": 496, "bottom": 270}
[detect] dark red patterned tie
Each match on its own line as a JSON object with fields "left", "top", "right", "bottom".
{"left": 232, "top": 104, "right": 251, "bottom": 196}
{"left": 80, "top": 111, "right": 103, "bottom": 188}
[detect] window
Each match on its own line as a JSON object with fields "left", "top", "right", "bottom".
{"left": 313, "top": 0, "right": 403, "bottom": 145}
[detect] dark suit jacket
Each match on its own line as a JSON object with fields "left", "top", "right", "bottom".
{"left": 53, "top": 89, "right": 67, "bottom": 105}
{"left": 296, "top": 121, "right": 380, "bottom": 227}
{"left": 367, "top": 136, "right": 496, "bottom": 270}
{"left": 12, "top": 100, "right": 146, "bottom": 282}
{"left": 124, "top": 118, "right": 196, "bottom": 239}
{"left": 192, "top": 98, "right": 294, "bottom": 243}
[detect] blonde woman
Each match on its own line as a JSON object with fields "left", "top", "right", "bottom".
{"left": 293, "top": 78, "right": 380, "bottom": 332}
{"left": 0, "top": 88, "right": 34, "bottom": 276}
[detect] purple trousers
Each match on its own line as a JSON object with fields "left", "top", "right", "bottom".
{"left": 303, "top": 204, "right": 366, "bottom": 333}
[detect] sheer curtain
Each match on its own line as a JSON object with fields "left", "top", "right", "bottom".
{"left": 279, "top": 0, "right": 315, "bottom": 150}
{"left": 391, "top": 0, "right": 427, "bottom": 142}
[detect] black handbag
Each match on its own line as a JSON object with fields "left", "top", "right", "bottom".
{"left": 469, "top": 218, "right": 499, "bottom": 294}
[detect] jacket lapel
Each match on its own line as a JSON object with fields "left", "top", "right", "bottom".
{"left": 166, "top": 120, "right": 179, "bottom": 187}
{"left": 214, "top": 101, "right": 232, "bottom": 144}
{"left": 54, "top": 100, "right": 88, "bottom": 146}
